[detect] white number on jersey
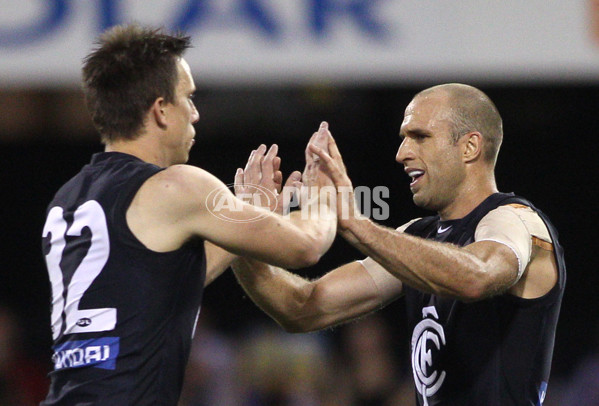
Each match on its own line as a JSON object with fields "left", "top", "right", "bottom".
{"left": 42, "top": 200, "right": 116, "bottom": 340}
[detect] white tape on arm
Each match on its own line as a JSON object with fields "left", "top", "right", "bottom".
{"left": 355, "top": 219, "right": 418, "bottom": 301}
{"left": 475, "top": 206, "right": 533, "bottom": 280}
{"left": 357, "top": 257, "right": 403, "bottom": 302}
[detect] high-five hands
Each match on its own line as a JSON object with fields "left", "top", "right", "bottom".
{"left": 234, "top": 121, "right": 337, "bottom": 217}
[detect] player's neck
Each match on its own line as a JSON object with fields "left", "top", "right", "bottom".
{"left": 104, "top": 138, "right": 171, "bottom": 168}
{"left": 438, "top": 177, "right": 498, "bottom": 221}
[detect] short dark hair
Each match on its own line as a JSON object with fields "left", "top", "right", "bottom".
{"left": 82, "top": 24, "right": 192, "bottom": 143}
{"left": 417, "top": 84, "right": 503, "bottom": 165}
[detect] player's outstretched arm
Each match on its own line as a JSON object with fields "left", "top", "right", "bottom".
{"left": 230, "top": 124, "right": 402, "bottom": 331}
{"left": 232, "top": 258, "right": 402, "bottom": 332}
{"left": 308, "top": 134, "right": 522, "bottom": 301}
{"left": 129, "top": 123, "right": 337, "bottom": 270}
{"left": 185, "top": 166, "right": 335, "bottom": 269}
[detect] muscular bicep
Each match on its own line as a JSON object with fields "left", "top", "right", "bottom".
{"left": 474, "top": 204, "right": 557, "bottom": 298}
{"left": 450, "top": 205, "right": 540, "bottom": 298}
{"left": 462, "top": 240, "right": 521, "bottom": 295}
{"left": 474, "top": 205, "right": 535, "bottom": 280}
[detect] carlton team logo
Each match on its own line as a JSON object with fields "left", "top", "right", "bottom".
{"left": 411, "top": 306, "right": 447, "bottom": 406}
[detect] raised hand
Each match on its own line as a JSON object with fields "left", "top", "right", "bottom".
{"left": 234, "top": 144, "right": 301, "bottom": 215}
{"left": 280, "top": 122, "right": 338, "bottom": 222}
{"left": 308, "top": 126, "right": 360, "bottom": 231}
{"left": 301, "top": 122, "right": 334, "bottom": 189}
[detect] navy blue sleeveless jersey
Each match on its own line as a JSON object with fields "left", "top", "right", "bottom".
{"left": 403, "top": 193, "right": 565, "bottom": 406}
{"left": 41, "top": 152, "right": 206, "bottom": 406}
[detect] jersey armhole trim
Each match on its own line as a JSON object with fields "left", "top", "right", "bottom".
{"left": 532, "top": 236, "right": 553, "bottom": 251}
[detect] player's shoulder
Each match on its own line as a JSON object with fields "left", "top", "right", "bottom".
{"left": 155, "top": 164, "right": 211, "bottom": 182}
{"left": 137, "top": 165, "right": 227, "bottom": 214}
{"left": 147, "top": 164, "right": 222, "bottom": 193}
{"left": 486, "top": 203, "right": 542, "bottom": 224}
{"left": 480, "top": 203, "right": 551, "bottom": 242}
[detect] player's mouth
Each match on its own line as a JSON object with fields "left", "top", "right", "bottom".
{"left": 405, "top": 168, "right": 425, "bottom": 188}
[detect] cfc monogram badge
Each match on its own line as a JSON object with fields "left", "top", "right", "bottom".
{"left": 411, "top": 306, "right": 446, "bottom": 406}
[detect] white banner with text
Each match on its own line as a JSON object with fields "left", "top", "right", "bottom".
{"left": 1, "top": 0, "right": 598, "bottom": 87}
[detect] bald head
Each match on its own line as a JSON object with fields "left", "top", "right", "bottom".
{"left": 415, "top": 83, "right": 503, "bottom": 165}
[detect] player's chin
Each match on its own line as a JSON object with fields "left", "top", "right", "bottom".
{"left": 412, "top": 194, "right": 424, "bottom": 208}
{"left": 412, "top": 191, "right": 430, "bottom": 210}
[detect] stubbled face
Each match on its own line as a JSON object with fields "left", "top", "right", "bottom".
{"left": 164, "top": 58, "right": 200, "bottom": 165}
{"left": 396, "top": 93, "right": 466, "bottom": 213}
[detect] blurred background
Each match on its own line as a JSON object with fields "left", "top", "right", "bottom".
{"left": 1, "top": 1, "right": 599, "bottom": 405}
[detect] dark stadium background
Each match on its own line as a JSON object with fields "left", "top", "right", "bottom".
{"left": 1, "top": 84, "right": 598, "bottom": 401}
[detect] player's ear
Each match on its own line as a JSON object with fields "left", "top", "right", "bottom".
{"left": 151, "top": 97, "right": 168, "bottom": 129}
{"left": 462, "top": 131, "right": 483, "bottom": 163}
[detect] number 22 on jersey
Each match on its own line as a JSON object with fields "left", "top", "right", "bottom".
{"left": 43, "top": 200, "right": 116, "bottom": 340}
